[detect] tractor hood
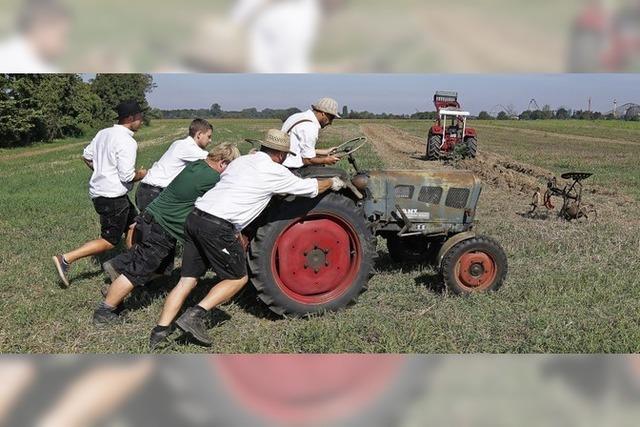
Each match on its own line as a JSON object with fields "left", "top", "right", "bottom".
{"left": 365, "top": 169, "right": 483, "bottom": 226}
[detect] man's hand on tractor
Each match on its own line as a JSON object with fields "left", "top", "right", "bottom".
{"left": 330, "top": 177, "right": 346, "bottom": 191}
{"left": 324, "top": 155, "right": 340, "bottom": 165}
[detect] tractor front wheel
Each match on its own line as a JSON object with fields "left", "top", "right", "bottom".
{"left": 426, "top": 135, "right": 442, "bottom": 160}
{"left": 440, "top": 236, "right": 507, "bottom": 294}
{"left": 248, "top": 193, "right": 375, "bottom": 316}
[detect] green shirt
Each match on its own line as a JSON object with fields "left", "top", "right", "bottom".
{"left": 146, "top": 160, "right": 220, "bottom": 242}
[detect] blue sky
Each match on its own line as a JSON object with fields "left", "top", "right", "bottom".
{"left": 138, "top": 74, "right": 640, "bottom": 114}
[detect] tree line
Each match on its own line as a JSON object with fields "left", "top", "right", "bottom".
{"left": 477, "top": 107, "right": 637, "bottom": 121}
{"left": 160, "top": 104, "right": 437, "bottom": 121}
{"left": 0, "top": 74, "right": 155, "bottom": 148}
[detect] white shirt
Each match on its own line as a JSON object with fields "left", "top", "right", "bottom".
{"left": 281, "top": 109, "right": 321, "bottom": 168}
{"left": 195, "top": 151, "right": 318, "bottom": 230}
{"left": 0, "top": 36, "right": 57, "bottom": 73}
{"left": 142, "top": 136, "right": 208, "bottom": 188}
{"left": 82, "top": 125, "right": 138, "bottom": 199}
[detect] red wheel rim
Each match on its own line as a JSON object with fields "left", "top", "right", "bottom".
{"left": 454, "top": 250, "right": 497, "bottom": 291}
{"left": 271, "top": 212, "right": 362, "bottom": 305}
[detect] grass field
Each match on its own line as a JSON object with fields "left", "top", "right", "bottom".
{"left": 1, "top": 118, "right": 639, "bottom": 353}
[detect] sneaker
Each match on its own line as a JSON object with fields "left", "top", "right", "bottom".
{"left": 149, "top": 325, "right": 174, "bottom": 350}
{"left": 102, "top": 260, "right": 120, "bottom": 282}
{"left": 52, "top": 255, "right": 70, "bottom": 287}
{"left": 175, "top": 307, "right": 212, "bottom": 346}
{"left": 93, "top": 306, "right": 124, "bottom": 327}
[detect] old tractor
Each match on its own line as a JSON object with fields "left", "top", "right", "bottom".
{"left": 426, "top": 91, "right": 478, "bottom": 160}
{"left": 245, "top": 137, "right": 507, "bottom": 317}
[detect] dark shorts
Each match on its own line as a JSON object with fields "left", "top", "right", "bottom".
{"left": 136, "top": 182, "right": 164, "bottom": 212}
{"left": 92, "top": 195, "right": 138, "bottom": 246}
{"left": 110, "top": 212, "right": 177, "bottom": 287}
{"left": 181, "top": 209, "right": 247, "bottom": 280}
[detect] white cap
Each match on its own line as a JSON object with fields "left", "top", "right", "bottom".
{"left": 312, "top": 97, "right": 341, "bottom": 118}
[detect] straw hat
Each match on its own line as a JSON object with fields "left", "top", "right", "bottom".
{"left": 258, "top": 129, "right": 295, "bottom": 155}
{"left": 312, "top": 97, "right": 341, "bottom": 118}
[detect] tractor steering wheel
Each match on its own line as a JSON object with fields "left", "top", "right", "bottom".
{"left": 329, "top": 137, "right": 368, "bottom": 158}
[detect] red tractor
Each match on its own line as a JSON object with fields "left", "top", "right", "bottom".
{"left": 425, "top": 91, "right": 477, "bottom": 160}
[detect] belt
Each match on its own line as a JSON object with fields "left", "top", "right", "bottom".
{"left": 193, "top": 209, "right": 234, "bottom": 230}
{"left": 140, "top": 182, "right": 164, "bottom": 191}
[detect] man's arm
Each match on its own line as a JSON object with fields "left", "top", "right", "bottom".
{"left": 82, "top": 137, "right": 96, "bottom": 170}
{"left": 317, "top": 178, "right": 333, "bottom": 194}
{"left": 298, "top": 127, "right": 339, "bottom": 165}
{"left": 117, "top": 141, "right": 146, "bottom": 183}
{"left": 302, "top": 155, "right": 340, "bottom": 166}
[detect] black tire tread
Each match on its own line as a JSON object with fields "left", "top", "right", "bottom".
{"left": 426, "top": 135, "right": 442, "bottom": 160}
{"left": 465, "top": 137, "right": 477, "bottom": 158}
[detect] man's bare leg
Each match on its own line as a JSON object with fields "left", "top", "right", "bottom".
{"left": 157, "top": 277, "right": 198, "bottom": 327}
{"left": 149, "top": 277, "right": 198, "bottom": 348}
{"left": 64, "top": 238, "right": 115, "bottom": 264}
{"left": 54, "top": 238, "right": 115, "bottom": 286}
{"left": 104, "top": 275, "right": 135, "bottom": 308}
{"left": 198, "top": 276, "right": 248, "bottom": 311}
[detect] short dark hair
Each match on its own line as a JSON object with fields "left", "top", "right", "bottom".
{"left": 18, "top": 0, "right": 70, "bottom": 32}
{"left": 189, "top": 118, "right": 213, "bottom": 137}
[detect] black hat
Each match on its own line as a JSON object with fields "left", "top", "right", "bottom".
{"left": 116, "top": 100, "right": 143, "bottom": 120}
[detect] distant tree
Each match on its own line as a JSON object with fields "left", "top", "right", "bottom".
{"left": 91, "top": 74, "right": 156, "bottom": 125}
{"left": 478, "top": 111, "right": 493, "bottom": 120}
{"left": 556, "top": 107, "right": 570, "bottom": 119}
{"left": 342, "top": 105, "right": 348, "bottom": 117}
{"left": 541, "top": 104, "right": 554, "bottom": 120}
{"left": 210, "top": 103, "right": 223, "bottom": 117}
{"left": 496, "top": 111, "right": 509, "bottom": 120}
{"left": 519, "top": 110, "right": 532, "bottom": 120}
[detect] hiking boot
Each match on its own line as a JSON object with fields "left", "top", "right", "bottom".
{"left": 102, "top": 260, "right": 120, "bottom": 282}
{"left": 93, "top": 305, "right": 124, "bottom": 327}
{"left": 175, "top": 307, "right": 212, "bottom": 346}
{"left": 52, "top": 255, "right": 70, "bottom": 287}
{"left": 149, "top": 325, "right": 174, "bottom": 350}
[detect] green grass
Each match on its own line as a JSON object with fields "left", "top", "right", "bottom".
{"left": 1, "top": 118, "right": 639, "bottom": 353}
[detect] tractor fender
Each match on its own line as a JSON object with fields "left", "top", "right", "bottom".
{"left": 436, "top": 231, "right": 476, "bottom": 267}
{"left": 464, "top": 128, "right": 477, "bottom": 138}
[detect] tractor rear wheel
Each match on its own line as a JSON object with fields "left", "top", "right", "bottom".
{"left": 465, "top": 137, "right": 477, "bottom": 158}
{"left": 248, "top": 193, "right": 375, "bottom": 316}
{"left": 386, "top": 235, "right": 439, "bottom": 265}
{"left": 440, "top": 236, "right": 507, "bottom": 294}
{"left": 426, "top": 135, "right": 442, "bottom": 160}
